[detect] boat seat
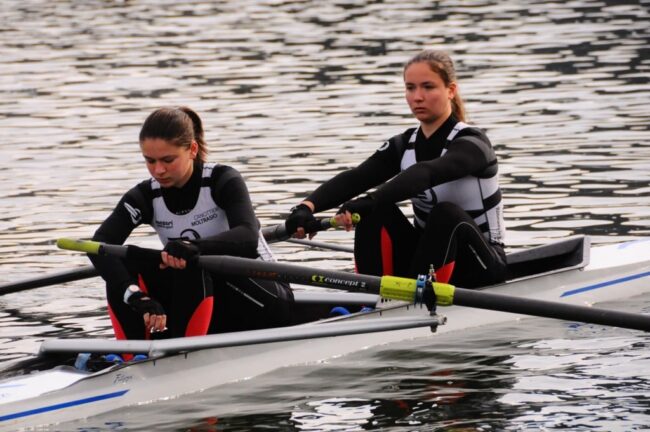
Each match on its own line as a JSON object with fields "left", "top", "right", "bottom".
{"left": 505, "top": 235, "right": 589, "bottom": 281}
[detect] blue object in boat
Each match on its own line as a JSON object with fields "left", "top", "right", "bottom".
{"left": 104, "top": 353, "right": 124, "bottom": 363}
{"left": 330, "top": 306, "right": 351, "bottom": 316}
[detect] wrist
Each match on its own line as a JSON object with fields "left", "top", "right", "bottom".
{"left": 300, "top": 201, "right": 315, "bottom": 212}
{"left": 291, "top": 202, "right": 314, "bottom": 214}
{"left": 123, "top": 284, "right": 141, "bottom": 304}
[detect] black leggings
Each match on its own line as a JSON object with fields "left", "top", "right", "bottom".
{"left": 106, "top": 260, "right": 294, "bottom": 340}
{"left": 354, "top": 202, "right": 507, "bottom": 288}
{"left": 209, "top": 276, "right": 294, "bottom": 333}
{"left": 105, "top": 259, "right": 213, "bottom": 340}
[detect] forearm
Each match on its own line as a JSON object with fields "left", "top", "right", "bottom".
{"left": 306, "top": 160, "right": 395, "bottom": 212}
{"left": 195, "top": 224, "right": 259, "bottom": 258}
{"left": 372, "top": 142, "right": 488, "bottom": 204}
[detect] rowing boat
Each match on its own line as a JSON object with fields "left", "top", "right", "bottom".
{"left": 1, "top": 236, "right": 649, "bottom": 429}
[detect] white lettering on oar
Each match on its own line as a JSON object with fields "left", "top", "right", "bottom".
{"left": 311, "top": 275, "right": 366, "bottom": 289}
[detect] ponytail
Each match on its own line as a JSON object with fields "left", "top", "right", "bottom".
{"left": 178, "top": 107, "right": 207, "bottom": 163}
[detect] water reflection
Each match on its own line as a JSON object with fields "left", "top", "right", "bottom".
{"left": 501, "top": 331, "right": 650, "bottom": 430}
{"left": 0, "top": 0, "right": 649, "bottom": 430}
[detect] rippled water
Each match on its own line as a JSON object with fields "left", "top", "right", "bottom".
{"left": 1, "top": 0, "right": 649, "bottom": 430}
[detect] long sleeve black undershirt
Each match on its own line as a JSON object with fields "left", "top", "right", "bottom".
{"left": 306, "top": 156, "right": 398, "bottom": 213}
{"left": 305, "top": 116, "right": 493, "bottom": 212}
{"left": 371, "top": 137, "right": 490, "bottom": 204}
{"left": 90, "top": 162, "right": 259, "bottom": 293}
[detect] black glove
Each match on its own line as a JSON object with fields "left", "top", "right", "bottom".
{"left": 285, "top": 204, "right": 319, "bottom": 235}
{"left": 337, "top": 195, "right": 375, "bottom": 219}
{"left": 163, "top": 239, "right": 200, "bottom": 263}
{"left": 126, "top": 290, "right": 165, "bottom": 316}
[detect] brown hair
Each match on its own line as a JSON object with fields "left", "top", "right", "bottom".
{"left": 139, "top": 106, "right": 208, "bottom": 163}
{"left": 403, "top": 50, "right": 466, "bottom": 122}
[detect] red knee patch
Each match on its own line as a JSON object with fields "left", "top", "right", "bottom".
{"left": 436, "top": 261, "right": 455, "bottom": 284}
{"left": 185, "top": 296, "right": 214, "bottom": 337}
{"left": 107, "top": 304, "right": 127, "bottom": 341}
{"left": 137, "top": 274, "right": 149, "bottom": 294}
{"left": 380, "top": 226, "right": 394, "bottom": 276}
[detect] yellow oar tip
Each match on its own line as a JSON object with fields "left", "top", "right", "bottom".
{"left": 56, "top": 238, "right": 101, "bottom": 255}
{"left": 56, "top": 238, "right": 75, "bottom": 249}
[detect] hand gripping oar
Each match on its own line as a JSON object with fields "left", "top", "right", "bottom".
{"left": 261, "top": 214, "right": 360, "bottom": 243}
{"left": 57, "top": 239, "right": 650, "bottom": 332}
{"left": 0, "top": 216, "right": 357, "bottom": 297}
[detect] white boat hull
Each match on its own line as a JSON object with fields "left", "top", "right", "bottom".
{"left": 1, "top": 239, "right": 650, "bottom": 429}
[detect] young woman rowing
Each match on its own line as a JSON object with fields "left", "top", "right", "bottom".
{"left": 285, "top": 50, "right": 507, "bottom": 288}
{"left": 90, "top": 106, "right": 293, "bottom": 342}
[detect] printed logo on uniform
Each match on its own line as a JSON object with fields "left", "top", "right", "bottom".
{"left": 168, "top": 229, "right": 201, "bottom": 242}
{"left": 180, "top": 229, "right": 200, "bottom": 240}
{"left": 377, "top": 140, "right": 390, "bottom": 152}
{"left": 123, "top": 202, "right": 142, "bottom": 225}
{"left": 155, "top": 219, "right": 173, "bottom": 229}
{"left": 192, "top": 208, "right": 219, "bottom": 227}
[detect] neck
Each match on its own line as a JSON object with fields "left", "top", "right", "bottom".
{"left": 176, "top": 161, "right": 196, "bottom": 188}
{"left": 419, "top": 107, "right": 452, "bottom": 138}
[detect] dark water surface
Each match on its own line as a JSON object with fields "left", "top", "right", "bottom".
{"left": 1, "top": 0, "right": 649, "bottom": 430}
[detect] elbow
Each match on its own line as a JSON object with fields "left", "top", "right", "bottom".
{"left": 242, "top": 225, "right": 261, "bottom": 258}
{"left": 243, "top": 242, "right": 259, "bottom": 259}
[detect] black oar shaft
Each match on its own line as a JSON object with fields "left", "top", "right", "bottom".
{"left": 0, "top": 265, "right": 98, "bottom": 296}
{"left": 3, "top": 216, "right": 351, "bottom": 298}
{"left": 201, "top": 255, "right": 650, "bottom": 332}
{"left": 286, "top": 238, "right": 354, "bottom": 253}
{"left": 452, "top": 289, "right": 650, "bottom": 332}
{"left": 57, "top": 240, "right": 650, "bottom": 332}
{"left": 262, "top": 218, "right": 334, "bottom": 243}
{"left": 200, "top": 255, "right": 381, "bottom": 293}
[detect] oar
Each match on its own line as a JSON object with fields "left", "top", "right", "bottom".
{"left": 0, "top": 265, "right": 98, "bottom": 296}
{"left": 0, "top": 216, "right": 355, "bottom": 297}
{"left": 261, "top": 214, "right": 359, "bottom": 244}
{"left": 57, "top": 239, "right": 650, "bottom": 332}
{"left": 196, "top": 256, "right": 650, "bottom": 332}
{"left": 286, "top": 238, "right": 354, "bottom": 253}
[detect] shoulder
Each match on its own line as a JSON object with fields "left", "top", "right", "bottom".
{"left": 120, "top": 181, "right": 154, "bottom": 223}
{"left": 453, "top": 124, "right": 493, "bottom": 149}
{"left": 449, "top": 125, "right": 496, "bottom": 162}
{"left": 207, "top": 163, "right": 244, "bottom": 185}
{"left": 373, "top": 127, "right": 417, "bottom": 158}
{"left": 206, "top": 164, "right": 249, "bottom": 201}
{"left": 123, "top": 180, "right": 154, "bottom": 204}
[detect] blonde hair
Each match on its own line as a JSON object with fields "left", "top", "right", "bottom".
{"left": 403, "top": 50, "right": 466, "bottom": 122}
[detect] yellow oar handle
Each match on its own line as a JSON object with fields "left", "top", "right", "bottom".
{"left": 57, "top": 238, "right": 102, "bottom": 255}
{"left": 262, "top": 213, "right": 361, "bottom": 243}
{"left": 378, "top": 275, "right": 455, "bottom": 306}
{"left": 328, "top": 213, "right": 361, "bottom": 228}
{"left": 57, "top": 238, "right": 131, "bottom": 258}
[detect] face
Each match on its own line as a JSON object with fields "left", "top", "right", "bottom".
{"left": 141, "top": 138, "right": 198, "bottom": 188}
{"left": 404, "top": 62, "right": 456, "bottom": 126}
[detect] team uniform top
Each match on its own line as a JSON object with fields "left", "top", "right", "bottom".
{"left": 91, "top": 161, "right": 260, "bottom": 294}
{"left": 306, "top": 115, "right": 505, "bottom": 245}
